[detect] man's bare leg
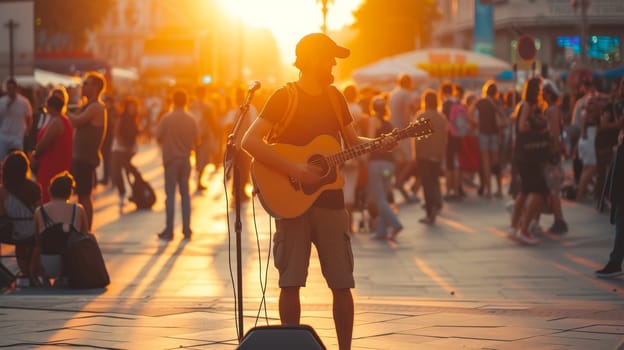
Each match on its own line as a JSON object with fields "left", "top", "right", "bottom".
{"left": 279, "top": 287, "right": 301, "bottom": 325}
{"left": 332, "top": 288, "right": 354, "bottom": 350}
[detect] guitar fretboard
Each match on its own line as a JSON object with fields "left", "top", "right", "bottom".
{"left": 325, "top": 119, "right": 432, "bottom": 167}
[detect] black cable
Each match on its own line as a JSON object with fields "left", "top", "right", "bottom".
{"left": 251, "top": 196, "right": 272, "bottom": 326}
{"left": 222, "top": 160, "right": 239, "bottom": 340}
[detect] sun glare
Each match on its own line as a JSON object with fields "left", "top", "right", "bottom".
{"left": 217, "top": 0, "right": 362, "bottom": 62}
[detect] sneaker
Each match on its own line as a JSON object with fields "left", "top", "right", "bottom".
{"left": 548, "top": 220, "right": 568, "bottom": 234}
{"left": 387, "top": 226, "right": 403, "bottom": 240}
{"left": 505, "top": 201, "right": 515, "bottom": 214}
{"left": 515, "top": 229, "right": 539, "bottom": 245}
{"left": 528, "top": 220, "right": 542, "bottom": 236}
{"left": 183, "top": 230, "right": 193, "bottom": 241}
{"left": 157, "top": 230, "right": 173, "bottom": 241}
{"left": 418, "top": 217, "right": 435, "bottom": 225}
{"left": 369, "top": 233, "right": 386, "bottom": 240}
{"left": 595, "top": 262, "right": 623, "bottom": 278}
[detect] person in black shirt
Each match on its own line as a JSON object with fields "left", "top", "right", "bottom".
{"left": 242, "top": 33, "right": 396, "bottom": 350}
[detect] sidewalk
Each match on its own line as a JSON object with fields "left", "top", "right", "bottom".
{"left": 1, "top": 142, "right": 623, "bottom": 349}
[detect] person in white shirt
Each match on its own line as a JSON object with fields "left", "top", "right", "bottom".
{"left": 0, "top": 78, "right": 33, "bottom": 160}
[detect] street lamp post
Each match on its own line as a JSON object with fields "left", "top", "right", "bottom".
{"left": 571, "top": 0, "right": 590, "bottom": 65}
{"left": 4, "top": 19, "right": 19, "bottom": 78}
{"left": 317, "top": 0, "right": 333, "bottom": 34}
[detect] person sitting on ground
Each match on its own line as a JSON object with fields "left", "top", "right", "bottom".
{"left": 0, "top": 151, "right": 41, "bottom": 284}
{"left": 32, "top": 171, "right": 88, "bottom": 284}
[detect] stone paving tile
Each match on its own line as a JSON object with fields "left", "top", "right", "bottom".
{"left": 405, "top": 325, "right": 556, "bottom": 342}
{"left": 490, "top": 334, "right": 623, "bottom": 350}
{"left": 352, "top": 333, "right": 437, "bottom": 350}
{"left": 414, "top": 337, "right": 507, "bottom": 350}
{"left": 3, "top": 146, "right": 624, "bottom": 349}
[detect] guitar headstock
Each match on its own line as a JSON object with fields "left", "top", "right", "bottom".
{"left": 403, "top": 118, "right": 433, "bottom": 140}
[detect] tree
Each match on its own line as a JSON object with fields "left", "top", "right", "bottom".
{"left": 35, "top": 0, "right": 115, "bottom": 50}
{"left": 341, "top": 0, "right": 439, "bottom": 78}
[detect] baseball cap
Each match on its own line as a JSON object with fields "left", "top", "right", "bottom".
{"left": 295, "top": 33, "right": 350, "bottom": 60}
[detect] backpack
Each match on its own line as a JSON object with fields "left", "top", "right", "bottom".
{"left": 267, "top": 82, "right": 300, "bottom": 143}
{"left": 448, "top": 101, "right": 470, "bottom": 137}
{"left": 64, "top": 231, "right": 110, "bottom": 289}
{"left": 39, "top": 205, "right": 74, "bottom": 255}
{"left": 126, "top": 171, "right": 156, "bottom": 210}
{"left": 40, "top": 205, "right": 110, "bottom": 289}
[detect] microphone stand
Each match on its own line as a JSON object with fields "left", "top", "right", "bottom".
{"left": 224, "top": 82, "right": 259, "bottom": 342}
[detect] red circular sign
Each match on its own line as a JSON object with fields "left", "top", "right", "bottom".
{"left": 517, "top": 35, "right": 537, "bottom": 61}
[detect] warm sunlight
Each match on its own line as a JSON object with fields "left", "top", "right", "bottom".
{"left": 217, "top": 0, "right": 363, "bottom": 62}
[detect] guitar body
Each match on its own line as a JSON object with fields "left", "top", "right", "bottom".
{"left": 251, "top": 134, "right": 344, "bottom": 218}
{"left": 250, "top": 118, "right": 433, "bottom": 218}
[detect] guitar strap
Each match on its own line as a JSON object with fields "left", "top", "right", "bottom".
{"left": 325, "top": 85, "right": 348, "bottom": 143}
{"left": 268, "top": 82, "right": 299, "bottom": 143}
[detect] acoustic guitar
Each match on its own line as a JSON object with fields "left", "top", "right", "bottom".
{"left": 251, "top": 118, "right": 433, "bottom": 218}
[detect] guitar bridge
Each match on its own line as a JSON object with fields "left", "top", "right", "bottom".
{"left": 288, "top": 176, "right": 300, "bottom": 191}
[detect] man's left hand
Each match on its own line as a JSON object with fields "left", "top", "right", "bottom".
{"left": 380, "top": 129, "right": 400, "bottom": 151}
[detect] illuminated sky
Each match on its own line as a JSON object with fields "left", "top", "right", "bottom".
{"left": 218, "top": 0, "right": 363, "bottom": 63}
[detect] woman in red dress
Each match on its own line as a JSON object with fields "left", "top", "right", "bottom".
{"left": 32, "top": 93, "right": 73, "bottom": 203}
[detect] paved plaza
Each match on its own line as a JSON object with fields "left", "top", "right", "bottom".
{"left": 1, "top": 143, "right": 623, "bottom": 349}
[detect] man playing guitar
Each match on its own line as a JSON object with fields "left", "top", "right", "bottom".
{"left": 242, "top": 33, "right": 397, "bottom": 350}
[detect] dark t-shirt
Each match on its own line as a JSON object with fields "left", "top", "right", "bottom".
{"left": 259, "top": 84, "right": 352, "bottom": 209}
{"left": 475, "top": 97, "right": 499, "bottom": 134}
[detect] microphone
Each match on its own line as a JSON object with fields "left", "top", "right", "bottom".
{"left": 248, "top": 80, "right": 261, "bottom": 93}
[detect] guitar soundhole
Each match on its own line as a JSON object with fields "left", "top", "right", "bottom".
{"left": 302, "top": 155, "right": 335, "bottom": 195}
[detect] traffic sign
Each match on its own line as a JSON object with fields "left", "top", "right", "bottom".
{"left": 517, "top": 35, "right": 537, "bottom": 61}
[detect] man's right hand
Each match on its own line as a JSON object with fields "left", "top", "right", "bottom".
{"left": 290, "top": 163, "right": 323, "bottom": 185}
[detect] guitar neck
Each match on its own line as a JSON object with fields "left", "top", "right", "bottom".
{"left": 326, "top": 127, "right": 414, "bottom": 167}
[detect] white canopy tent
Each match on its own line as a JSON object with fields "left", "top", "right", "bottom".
{"left": 353, "top": 48, "right": 513, "bottom": 89}
{"left": 352, "top": 57, "right": 429, "bottom": 91}
{"left": 14, "top": 69, "right": 81, "bottom": 88}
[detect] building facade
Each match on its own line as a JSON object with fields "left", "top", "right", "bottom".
{"left": 433, "top": 0, "right": 624, "bottom": 75}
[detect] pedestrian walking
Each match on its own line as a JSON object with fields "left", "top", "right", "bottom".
{"left": 366, "top": 96, "right": 403, "bottom": 239}
{"left": 0, "top": 78, "right": 33, "bottom": 161}
{"left": 155, "top": 89, "right": 198, "bottom": 241}
{"left": 415, "top": 89, "right": 448, "bottom": 224}
{"left": 111, "top": 96, "right": 142, "bottom": 213}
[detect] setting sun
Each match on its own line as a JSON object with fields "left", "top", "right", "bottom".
{"left": 216, "top": 0, "right": 363, "bottom": 62}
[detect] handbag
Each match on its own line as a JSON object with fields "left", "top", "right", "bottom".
{"left": 516, "top": 130, "right": 551, "bottom": 163}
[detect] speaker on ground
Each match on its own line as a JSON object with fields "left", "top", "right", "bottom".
{"left": 237, "top": 324, "right": 326, "bottom": 350}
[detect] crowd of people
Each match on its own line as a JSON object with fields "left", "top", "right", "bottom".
{"left": 1, "top": 32, "right": 624, "bottom": 349}
{"left": 0, "top": 68, "right": 622, "bottom": 278}
{"left": 0, "top": 72, "right": 256, "bottom": 287}
{"left": 338, "top": 72, "right": 624, "bottom": 245}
